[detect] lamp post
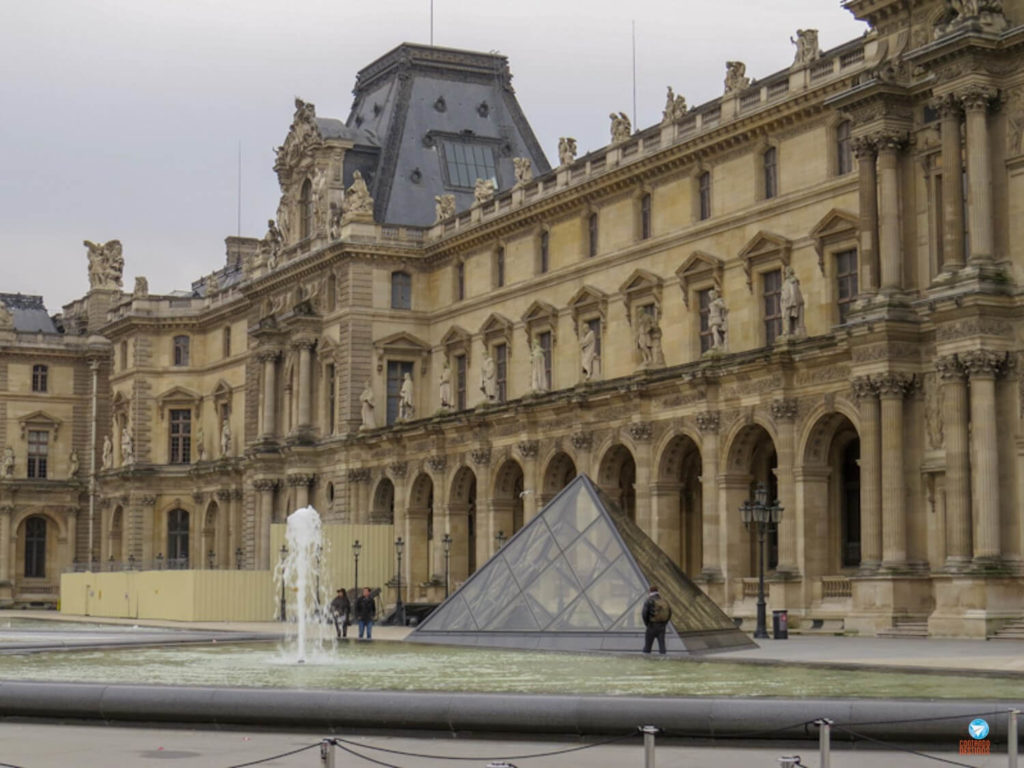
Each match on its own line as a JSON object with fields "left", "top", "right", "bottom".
{"left": 740, "top": 481, "right": 783, "bottom": 640}
{"left": 442, "top": 533, "right": 452, "bottom": 599}
{"left": 278, "top": 544, "right": 288, "bottom": 622}
{"left": 235, "top": 547, "right": 243, "bottom": 570}
{"left": 495, "top": 530, "right": 507, "bottom": 550}
{"left": 394, "top": 537, "right": 405, "bottom": 626}
{"left": 352, "top": 539, "right": 361, "bottom": 593}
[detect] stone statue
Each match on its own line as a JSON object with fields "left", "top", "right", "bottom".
{"left": 708, "top": 288, "right": 728, "bottom": 350}
{"left": 221, "top": 419, "right": 231, "bottom": 457}
{"left": 133, "top": 276, "right": 149, "bottom": 298}
{"left": 259, "top": 219, "right": 283, "bottom": 269}
{"left": 314, "top": 167, "right": 329, "bottom": 232}
{"left": 530, "top": 339, "right": 548, "bottom": 392}
{"left": 276, "top": 197, "right": 291, "bottom": 244}
{"left": 360, "top": 380, "right": 376, "bottom": 430}
{"left": 513, "top": 157, "right": 533, "bottom": 185}
{"left": 434, "top": 194, "right": 456, "bottom": 223}
{"left": 942, "top": 0, "right": 1009, "bottom": 32}
{"left": 121, "top": 425, "right": 135, "bottom": 466}
{"left": 0, "top": 302, "right": 13, "bottom": 330}
{"left": 84, "top": 240, "right": 124, "bottom": 290}
{"left": 439, "top": 360, "right": 453, "bottom": 409}
{"left": 196, "top": 424, "right": 206, "bottom": 461}
{"left": 480, "top": 352, "right": 497, "bottom": 402}
{"left": 399, "top": 373, "right": 415, "bottom": 420}
{"left": 780, "top": 266, "right": 805, "bottom": 337}
{"left": 206, "top": 272, "right": 219, "bottom": 296}
{"left": 328, "top": 203, "right": 341, "bottom": 240}
{"left": 791, "top": 29, "right": 821, "bottom": 65}
{"left": 69, "top": 449, "right": 80, "bottom": 478}
{"left": 343, "top": 171, "right": 374, "bottom": 217}
{"left": 580, "top": 325, "right": 599, "bottom": 381}
{"left": 1, "top": 446, "right": 13, "bottom": 478}
{"left": 102, "top": 435, "right": 113, "bottom": 470}
{"left": 557, "top": 137, "right": 578, "bottom": 167}
{"left": 635, "top": 311, "right": 655, "bottom": 367}
{"left": 609, "top": 112, "right": 632, "bottom": 144}
{"left": 474, "top": 178, "right": 496, "bottom": 205}
{"left": 724, "top": 61, "right": 750, "bottom": 94}
{"left": 662, "top": 86, "right": 688, "bottom": 125}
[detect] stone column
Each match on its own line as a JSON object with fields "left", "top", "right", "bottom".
{"left": 253, "top": 479, "right": 277, "bottom": 569}
{"left": 289, "top": 474, "right": 313, "bottom": 510}
{"left": 963, "top": 350, "right": 1008, "bottom": 564}
{"left": 471, "top": 448, "right": 493, "bottom": 572}
{"left": 697, "top": 411, "right": 722, "bottom": 581}
{"left": 852, "top": 377, "right": 881, "bottom": 571}
{"left": 516, "top": 441, "right": 540, "bottom": 523}
{"left": 961, "top": 87, "right": 997, "bottom": 263}
{"left": 853, "top": 137, "right": 879, "bottom": 293}
{"left": 876, "top": 133, "right": 906, "bottom": 292}
{"left": 770, "top": 399, "right": 799, "bottom": 576}
{"left": 0, "top": 507, "right": 11, "bottom": 583}
{"left": 876, "top": 372, "right": 913, "bottom": 568}
{"left": 294, "top": 340, "right": 314, "bottom": 432}
{"left": 137, "top": 494, "right": 156, "bottom": 564}
{"left": 650, "top": 482, "right": 683, "bottom": 565}
{"left": 628, "top": 421, "right": 654, "bottom": 535}
{"left": 216, "top": 489, "right": 233, "bottom": 570}
{"left": 937, "top": 95, "right": 966, "bottom": 271}
{"left": 936, "top": 355, "right": 971, "bottom": 569}
{"left": 425, "top": 457, "right": 449, "bottom": 582}
{"left": 258, "top": 351, "right": 279, "bottom": 439}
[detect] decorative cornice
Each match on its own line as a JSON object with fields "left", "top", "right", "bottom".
{"left": 253, "top": 478, "right": 279, "bottom": 492}
{"left": 139, "top": 495, "right": 157, "bottom": 506}
{"left": 346, "top": 468, "right": 372, "bottom": 483}
{"left": 287, "top": 473, "right": 316, "bottom": 487}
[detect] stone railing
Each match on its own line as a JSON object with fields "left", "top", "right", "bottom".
{"left": 821, "top": 575, "right": 852, "bottom": 599}
{"left": 742, "top": 577, "right": 769, "bottom": 598}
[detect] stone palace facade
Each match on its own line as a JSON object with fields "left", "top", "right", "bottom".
{"left": 4, "top": 0, "right": 1024, "bottom": 637}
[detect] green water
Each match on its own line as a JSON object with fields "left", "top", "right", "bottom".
{"left": 2, "top": 640, "right": 1023, "bottom": 699}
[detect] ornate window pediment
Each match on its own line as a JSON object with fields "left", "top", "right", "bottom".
{"left": 374, "top": 331, "right": 431, "bottom": 374}
{"left": 619, "top": 268, "right": 663, "bottom": 322}
{"left": 19, "top": 410, "right": 62, "bottom": 440}
{"left": 155, "top": 385, "right": 201, "bottom": 420}
{"left": 739, "top": 231, "right": 791, "bottom": 291}
{"left": 479, "top": 313, "right": 514, "bottom": 351}
{"left": 521, "top": 300, "right": 559, "bottom": 343}
{"left": 440, "top": 325, "right": 473, "bottom": 366}
{"left": 676, "top": 251, "right": 724, "bottom": 308}
{"left": 568, "top": 285, "right": 607, "bottom": 334}
{"left": 809, "top": 209, "right": 858, "bottom": 275}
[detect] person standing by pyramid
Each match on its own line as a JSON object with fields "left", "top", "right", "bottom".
{"left": 641, "top": 586, "right": 672, "bottom": 655}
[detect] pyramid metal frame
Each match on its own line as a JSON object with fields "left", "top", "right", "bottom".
{"left": 410, "top": 474, "right": 755, "bottom": 654}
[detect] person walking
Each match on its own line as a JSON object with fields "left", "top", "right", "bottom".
{"left": 354, "top": 587, "right": 376, "bottom": 640}
{"left": 330, "top": 588, "right": 350, "bottom": 639}
{"left": 641, "top": 585, "right": 672, "bottom": 655}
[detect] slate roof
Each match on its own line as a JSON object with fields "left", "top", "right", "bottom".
{"left": 0, "top": 293, "right": 58, "bottom": 333}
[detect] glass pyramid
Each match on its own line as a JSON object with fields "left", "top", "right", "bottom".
{"left": 410, "top": 474, "right": 756, "bottom": 654}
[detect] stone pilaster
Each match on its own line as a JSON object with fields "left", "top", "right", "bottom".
{"left": 628, "top": 421, "right": 654, "bottom": 536}
{"left": 937, "top": 355, "right": 971, "bottom": 570}
{"left": 293, "top": 339, "right": 315, "bottom": 435}
{"left": 696, "top": 411, "right": 722, "bottom": 583}
{"left": 961, "top": 87, "right": 998, "bottom": 263}
{"left": 257, "top": 350, "right": 280, "bottom": 439}
{"left": 770, "top": 399, "right": 799, "bottom": 576}
{"left": 875, "top": 132, "right": 907, "bottom": 292}
{"left": 876, "top": 372, "right": 914, "bottom": 568}
{"left": 936, "top": 94, "right": 966, "bottom": 271}
{"left": 852, "top": 136, "right": 879, "bottom": 293}
{"left": 287, "top": 473, "right": 315, "bottom": 511}
{"left": 852, "top": 376, "right": 881, "bottom": 571}
{"left": 253, "top": 478, "right": 278, "bottom": 569}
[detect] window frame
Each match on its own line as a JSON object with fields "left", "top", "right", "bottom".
{"left": 697, "top": 288, "right": 714, "bottom": 354}
{"left": 539, "top": 229, "right": 550, "bottom": 274}
{"left": 493, "top": 342, "right": 508, "bottom": 402}
{"left": 31, "top": 364, "right": 48, "bottom": 393}
{"left": 222, "top": 326, "right": 231, "bottom": 358}
{"left": 386, "top": 359, "right": 415, "bottom": 425}
{"left": 455, "top": 354, "right": 467, "bottom": 411}
{"left": 390, "top": 270, "right": 412, "bottom": 310}
{"left": 167, "top": 508, "right": 190, "bottom": 568}
{"left": 538, "top": 330, "right": 553, "bottom": 391}
{"left": 172, "top": 335, "right": 190, "bottom": 367}
{"left": 169, "top": 408, "right": 192, "bottom": 464}
{"left": 27, "top": 429, "right": 48, "bottom": 479}
{"left": 587, "top": 212, "right": 599, "bottom": 257}
{"left": 835, "top": 248, "right": 859, "bottom": 325}
{"left": 436, "top": 135, "right": 502, "bottom": 191}
{"left": 762, "top": 146, "right": 778, "bottom": 200}
{"left": 698, "top": 171, "right": 712, "bottom": 221}
{"left": 762, "top": 269, "right": 783, "bottom": 346}
{"left": 640, "top": 193, "right": 652, "bottom": 240}
{"left": 836, "top": 120, "right": 853, "bottom": 176}
{"left": 24, "top": 516, "right": 46, "bottom": 578}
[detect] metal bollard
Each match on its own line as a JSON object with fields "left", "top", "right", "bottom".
{"left": 778, "top": 758, "right": 801, "bottom": 768}
{"left": 485, "top": 763, "right": 517, "bottom": 768}
{"left": 640, "top": 725, "right": 660, "bottom": 768}
{"left": 320, "top": 738, "right": 335, "bottom": 768}
{"left": 815, "top": 718, "right": 832, "bottom": 768}
{"left": 1010, "top": 709, "right": 1020, "bottom": 768}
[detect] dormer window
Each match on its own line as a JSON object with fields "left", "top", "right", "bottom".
{"left": 439, "top": 138, "right": 498, "bottom": 190}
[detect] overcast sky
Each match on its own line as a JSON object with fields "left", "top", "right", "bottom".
{"left": 1, "top": 1, "right": 867, "bottom": 313}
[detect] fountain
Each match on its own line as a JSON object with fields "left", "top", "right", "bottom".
{"left": 275, "top": 506, "right": 331, "bottom": 663}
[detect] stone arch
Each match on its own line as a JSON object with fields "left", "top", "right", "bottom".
{"left": 371, "top": 477, "right": 395, "bottom": 524}
{"left": 406, "top": 471, "right": 435, "bottom": 588}
{"left": 596, "top": 443, "right": 637, "bottom": 521}
{"left": 15, "top": 513, "right": 60, "bottom": 583}
{"left": 492, "top": 458, "right": 525, "bottom": 536}
{"left": 655, "top": 432, "right": 703, "bottom": 577}
{"left": 108, "top": 505, "right": 124, "bottom": 564}
{"left": 541, "top": 450, "right": 577, "bottom": 504}
{"left": 723, "top": 422, "right": 778, "bottom": 574}
{"left": 202, "top": 500, "right": 220, "bottom": 569}
{"left": 165, "top": 507, "right": 191, "bottom": 568}
{"left": 448, "top": 466, "right": 478, "bottom": 578}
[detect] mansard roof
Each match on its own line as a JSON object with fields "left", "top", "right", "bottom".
{"left": 0, "top": 293, "right": 57, "bottom": 334}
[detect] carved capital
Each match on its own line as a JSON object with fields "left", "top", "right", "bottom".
{"left": 931, "top": 93, "right": 964, "bottom": 120}
{"left": 695, "top": 411, "right": 720, "bottom": 433}
{"left": 346, "top": 468, "right": 371, "bottom": 483}
{"left": 216, "top": 489, "right": 233, "bottom": 501}
{"left": 139, "top": 495, "right": 157, "bottom": 507}
{"left": 770, "top": 399, "right": 798, "bottom": 421}
{"left": 627, "top": 421, "right": 653, "bottom": 441}
{"left": 256, "top": 349, "right": 281, "bottom": 364}
{"left": 959, "top": 86, "right": 999, "bottom": 113}
{"left": 287, "top": 473, "right": 315, "bottom": 487}
{"left": 516, "top": 440, "right": 539, "bottom": 459}
{"left": 570, "top": 431, "right": 593, "bottom": 450}
{"left": 470, "top": 448, "right": 492, "bottom": 467}
{"left": 936, "top": 354, "right": 966, "bottom": 382}
{"left": 851, "top": 376, "right": 878, "bottom": 401}
{"left": 426, "top": 456, "right": 447, "bottom": 473}
{"left": 231, "top": 489, "right": 244, "bottom": 501}
{"left": 872, "top": 130, "right": 909, "bottom": 153}
{"left": 253, "top": 478, "right": 279, "bottom": 492}
{"left": 874, "top": 372, "right": 915, "bottom": 398}
{"left": 191, "top": 492, "right": 204, "bottom": 504}
{"left": 290, "top": 338, "right": 316, "bottom": 352}
{"left": 961, "top": 349, "right": 1011, "bottom": 379}
{"left": 851, "top": 135, "right": 877, "bottom": 159}
{"left": 388, "top": 461, "right": 408, "bottom": 479}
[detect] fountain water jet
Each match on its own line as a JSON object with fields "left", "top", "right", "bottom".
{"left": 276, "top": 506, "right": 331, "bottom": 663}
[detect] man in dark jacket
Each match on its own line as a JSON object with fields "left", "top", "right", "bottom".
{"left": 641, "top": 585, "right": 671, "bottom": 655}
{"left": 330, "top": 588, "right": 350, "bottom": 639}
{"left": 353, "top": 587, "right": 376, "bottom": 640}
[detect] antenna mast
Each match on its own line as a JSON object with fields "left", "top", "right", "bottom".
{"left": 632, "top": 20, "right": 637, "bottom": 130}
{"left": 430, "top": 0, "right": 434, "bottom": 45}
{"left": 236, "top": 141, "right": 242, "bottom": 237}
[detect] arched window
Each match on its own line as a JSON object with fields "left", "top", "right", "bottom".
{"left": 539, "top": 230, "right": 550, "bottom": 274}
{"left": 495, "top": 248, "right": 505, "bottom": 288}
{"left": 836, "top": 120, "right": 853, "bottom": 175}
{"left": 299, "top": 179, "right": 313, "bottom": 240}
{"left": 173, "top": 335, "right": 190, "bottom": 366}
{"left": 587, "top": 212, "right": 598, "bottom": 257}
{"left": 391, "top": 271, "right": 412, "bottom": 309}
{"left": 455, "top": 262, "right": 465, "bottom": 301}
{"left": 167, "top": 509, "right": 189, "bottom": 569}
{"left": 24, "top": 516, "right": 46, "bottom": 578}
{"left": 640, "top": 193, "right": 652, "bottom": 240}
{"left": 222, "top": 326, "right": 231, "bottom": 358}
{"left": 32, "top": 365, "right": 48, "bottom": 393}
{"left": 698, "top": 171, "right": 712, "bottom": 220}
{"left": 763, "top": 147, "right": 778, "bottom": 199}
